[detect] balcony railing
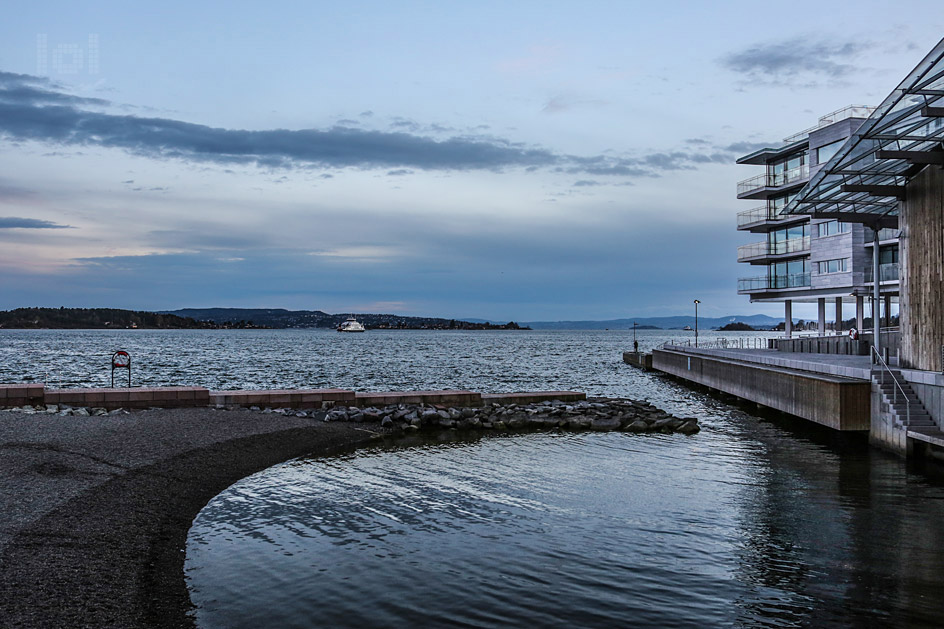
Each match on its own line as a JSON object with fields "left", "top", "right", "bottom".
{"left": 864, "top": 262, "right": 900, "bottom": 283}
{"left": 737, "top": 164, "right": 810, "bottom": 197}
{"left": 738, "top": 273, "right": 811, "bottom": 292}
{"left": 736, "top": 205, "right": 793, "bottom": 227}
{"left": 782, "top": 105, "right": 877, "bottom": 144}
{"left": 865, "top": 228, "right": 900, "bottom": 242}
{"left": 737, "top": 236, "right": 811, "bottom": 261}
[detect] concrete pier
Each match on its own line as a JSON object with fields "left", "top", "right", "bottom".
{"left": 645, "top": 344, "right": 944, "bottom": 459}
{"left": 652, "top": 346, "right": 870, "bottom": 431}
{"left": 622, "top": 351, "right": 653, "bottom": 370}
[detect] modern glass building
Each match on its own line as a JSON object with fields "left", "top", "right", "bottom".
{"left": 736, "top": 105, "right": 899, "bottom": 337}
{"left": 787, "top": 37, "right": 944, "bottom": 372}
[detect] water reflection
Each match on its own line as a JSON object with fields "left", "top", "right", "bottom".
{"left": 187, "top": 415, "right": 944, "bottom": 628}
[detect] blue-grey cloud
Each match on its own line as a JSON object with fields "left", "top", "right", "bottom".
{"left": 0, "top": 70, "right": 742, "bottom": 177}
{"left": 572, "top": 180, "right": 600, "bottom": 187}
{"left": 0, "top": 216, "right": 71, "bottom": 229}
{"left": 0, "top": 183, "right": 35, "bottom": 200}
{"left": 721, "top": 37, "right": 869, "bottom": 82}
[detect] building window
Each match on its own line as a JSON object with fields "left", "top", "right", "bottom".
{"left": 770, "top": 258, "right": 810, "bottom": 288}
{"left": 768, "top": 192, "right": 797, "bottom": 217}
{"left": 816, "top": 220, "right": 851, "bottom": 237}
{"left": 879, "top": 245, "right": 899, "bottom": 265}
{"left": 817, "top": 258, "right": 849, "bottom": 274}
{"left": 816, "top": 139, "right": 844, "bottom": 165}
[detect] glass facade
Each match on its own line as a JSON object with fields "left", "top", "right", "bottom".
{"left": 769, "top": 258, "right": 810, "bottom": 288}
{"left": 879, "top": 245, "right": 899, "bottom": 265}
{"left": 769, "top": 152, "right": 805, "bottom": 177}
{"left": 815, "top": 139, "right": 844, "bottom": 165}
{"left": 769, "top": 192, "right": 797, "bottom": 217}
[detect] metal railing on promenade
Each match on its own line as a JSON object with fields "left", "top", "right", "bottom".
{"left": 871, "top": 345, "right": 910, "bottom": 426}
{"left": 660, "top": 337, "right": 773, "bottom": 351}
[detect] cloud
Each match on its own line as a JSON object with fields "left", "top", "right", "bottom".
{"left": 542, "top": 95, "right": 607, "bottom": 114}
{"left": 386, "top": 169, "right": 413, "bottom": 176}
{"left": 572, "top": 180, "right": 601, "bottom": 187}
{"left": 0, "top": 183, "right": 35, "bottom": 200}
{"left": 0, "top": 216, "right": 71, "bottom": 229}
{"left": 0, "top": 70, "right": 741, "bottom": 179}
{"left": 721, "top": 37, "right": 869, "bottom": 85}
{"left": 724, "top": 141, "right": 774, "bottom": 153}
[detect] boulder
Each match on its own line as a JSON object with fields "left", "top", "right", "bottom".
{"left": 590, "top": 416, "right": 622, "bottom": 431}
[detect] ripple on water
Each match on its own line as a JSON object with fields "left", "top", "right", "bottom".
{"left": 184, "top": 423, "right": 944, "bottom": 629}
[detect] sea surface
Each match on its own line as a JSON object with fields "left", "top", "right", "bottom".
{"left": 3, "top": 329, "right": 944, "bottom": 627}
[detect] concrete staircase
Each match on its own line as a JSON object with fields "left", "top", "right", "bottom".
{"left": 873, "top": 368, "right": 937, "bottom": 431}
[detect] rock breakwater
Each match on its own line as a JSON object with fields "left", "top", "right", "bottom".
{"left": 2, "top": 397, "right": 700, "bottom": 435}
{"left": 276, "top": 397, "right": 700, "bottom": 435}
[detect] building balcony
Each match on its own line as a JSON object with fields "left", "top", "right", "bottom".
{"left": 736, "top": 164, "right": 810, "bottom": 200}
{"left": 864, "top": 262, "right": 900, "bottom": 283}
{"left": 865, "top": 228, "right": 900, "bottom": 243}
{"left": 737, "top": 236, "right": 811, "bottom": 262}
{"left": 736, "top": 205, "right": 805, "bottom": 230}
{"left": 738, "top": 273, "right": 811, "bottom": 293}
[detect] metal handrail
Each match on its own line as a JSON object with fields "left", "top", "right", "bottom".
{"left": 737, "top": 165, "right": 810, "bottom": 196}
{"left": 871, "top": 345, "right": 910, "bottom": 426}
{"left": 737, "top": 236, "right": 810, "bottom": 261}
{"left": 660, "top": 337, "right": 773, "bottom": 350}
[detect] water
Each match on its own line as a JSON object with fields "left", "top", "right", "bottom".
{"left": 4, "top": 329, "right": 944, "bottom": 626}
{"left": 0, "top": 327, "right": 762, "bottom": 395}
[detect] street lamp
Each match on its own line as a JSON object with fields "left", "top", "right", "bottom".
{"left": 693, "top": 300, "right": 701, "bottom": 347}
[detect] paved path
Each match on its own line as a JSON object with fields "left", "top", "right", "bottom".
{"left": 661, "top": 345, "right": 874, "bottom": 380}
{"left": 0, "top": 407, "right": 375, "bottom": 628}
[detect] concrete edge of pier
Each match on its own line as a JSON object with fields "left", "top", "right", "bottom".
{"left": 0, "top": 383, "right": 587, "bottom": 411}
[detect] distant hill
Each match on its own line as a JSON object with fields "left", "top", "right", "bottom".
{"left": 520, "top": 314, "right": 783, "bottom": 330}
{"left": 164, "top": 308, "right": 529, "bottom": 330}
{"left": 0, "top": 307, "right": 247, "bottom": 329}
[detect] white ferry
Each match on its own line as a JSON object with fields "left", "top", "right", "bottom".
{"left": 337, "top": 316, "right": 366, "bottom": 333}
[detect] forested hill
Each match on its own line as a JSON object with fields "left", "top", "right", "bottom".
{"left": 165, "top": 308, "right": 528, "bottom": 330}
{"left": 0, "top": 308, "right": 257, "bottom": 329}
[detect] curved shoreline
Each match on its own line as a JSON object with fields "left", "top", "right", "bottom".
{"left": 0, "top": 407, "right": 377, "bottom": 628}
{"left": 0, "top": 398, "right": 696, "bottom": 627}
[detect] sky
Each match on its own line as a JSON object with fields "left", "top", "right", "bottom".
{"left": 0, "top": 1, "right": 941, "bottom": 321}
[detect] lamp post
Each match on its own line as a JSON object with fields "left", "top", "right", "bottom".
{"left": 694, "top": 300, "right": 701, "bottom": 347}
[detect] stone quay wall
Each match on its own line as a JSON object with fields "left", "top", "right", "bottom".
{"left": 0, "top": 383, "right": 586, "bottom": 413}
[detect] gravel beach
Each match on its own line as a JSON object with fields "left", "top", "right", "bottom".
{"left": 0, "top": 407, "right": 375, "bottom": 628}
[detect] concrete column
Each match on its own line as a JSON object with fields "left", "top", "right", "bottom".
{"left": 818, "top": 298, "right": 826, "bottom": 337}
{"left": 872, "top": 225, "right": 881, "bottom": 355}
{"left": 835, "top": 297, "right": 843, "bottom": 333}
{"left": 856, "top": 295, "right": 864, "bottom": 333}
{"left": 784, "top": 300, "right": 792, "bottom": 339}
